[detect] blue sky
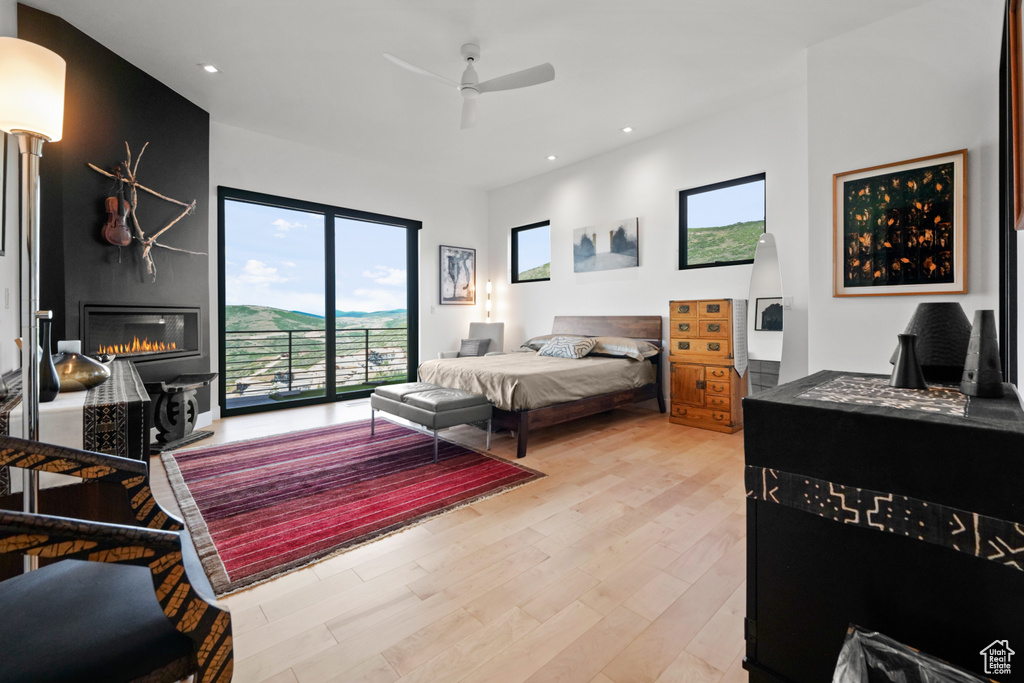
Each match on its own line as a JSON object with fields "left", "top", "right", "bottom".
{"left": 516, "top": 223, "right": 550, "bottom": 273}
{"left": 687, "top": 179, "right": 765, "bottom": 228}
{"left": 224, "top": 201, "right": 407, "bottom": 316}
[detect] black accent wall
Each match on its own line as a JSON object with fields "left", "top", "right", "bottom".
{"left": 19, "top": 4, "right": 212, "bottom": 411}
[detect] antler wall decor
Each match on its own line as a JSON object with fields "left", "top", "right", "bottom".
{"left": 88, "top": 141, "right": 205, "bottom": 280}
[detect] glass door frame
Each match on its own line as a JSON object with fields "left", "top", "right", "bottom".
{"left": 217, "top": 186, "right": 420, "bottom": 417}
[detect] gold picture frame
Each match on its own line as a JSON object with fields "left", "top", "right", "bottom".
{"left": 833, "top": 150, "right": 967, "bottom": 297}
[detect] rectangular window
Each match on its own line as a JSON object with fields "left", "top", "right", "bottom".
{"left": 511, "top": 220, "right": 550, "bottom": 283}
{"left": 679, "top": 173, "right": 765, "bottom": 269}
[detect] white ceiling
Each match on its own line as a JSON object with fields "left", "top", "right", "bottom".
{"left": 31, "top": 0, "right": 934, "bottom": 190}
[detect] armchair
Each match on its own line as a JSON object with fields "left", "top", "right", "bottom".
{"left": 0, "top": 435, "right": 233, "bottom": 682}
{"left": 438, "top": 322, "right": 505, "bottom": 359}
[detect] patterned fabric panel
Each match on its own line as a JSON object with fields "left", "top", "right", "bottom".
{"left": 538, "top": 335, "right": 598, "bottom": 359}
{"left": 796, "top": 374, "right": 967, "bottom": 417}
{"left": 0, "top": 370, "right": 23, "bottom": 496}
{"left": 746, "top": 465, "right": 1024, "bottom": 573}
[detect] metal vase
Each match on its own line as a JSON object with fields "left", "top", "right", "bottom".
{"left": 889, "top": 333, "right": 928, "bottom": 390}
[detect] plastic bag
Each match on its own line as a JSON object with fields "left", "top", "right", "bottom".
{"left": 833, "top": 625, "right": 996, "bottom": 683}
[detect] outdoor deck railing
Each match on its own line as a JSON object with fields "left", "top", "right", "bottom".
{"left": 224, "top": 327, "right": 408, "bottom": 401}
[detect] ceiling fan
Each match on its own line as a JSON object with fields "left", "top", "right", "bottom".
{"left": 383, "top": 43, "right": 555, "bottom": 129}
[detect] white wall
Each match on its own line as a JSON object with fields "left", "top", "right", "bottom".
{"left": 209, "top": 122, "right": 490, "bottom": 416}
{"left": 0, "top": 1, "right": 19, "bottom": 374}
{"left": 806, "top": 0, "right": 1004, "bottom": 375}
{"left": 487, "top": 86, "right": 810, "bottom": 382}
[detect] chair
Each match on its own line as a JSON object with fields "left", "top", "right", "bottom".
{"left": 0, "top": 435, "right": 233, "bottom": 682}
{"left": 438, "top": 322, "right": 505, "bottom": 358}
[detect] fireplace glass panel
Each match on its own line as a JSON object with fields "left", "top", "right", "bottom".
{"left": 83, "top": 306, "right": 200, "bottom": 360}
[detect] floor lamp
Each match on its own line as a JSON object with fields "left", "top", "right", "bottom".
{"left": 0, "top": 37, "right": 66, "bottom": 572}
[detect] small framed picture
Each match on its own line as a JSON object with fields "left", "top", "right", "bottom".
{"left": 754, "top": 297, "right": 783, "bottom": 331}
{"left": 439, "top": 245, "right": 475, "bottom": 305}
{"left": 833, "top": 150, "right": 966, "bottom": 297}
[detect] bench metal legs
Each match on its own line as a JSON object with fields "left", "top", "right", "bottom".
{"left": 370, "top": 409, "right": 375, "bottom": 435}
{"left": 371, "top": 410, "right": 491, "bottom": 463}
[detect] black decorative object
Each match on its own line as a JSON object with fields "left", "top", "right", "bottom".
{"left": 960, "top": 310, "right": 1003, "bottom": 398}
{"left": 145, "top": 373, "right": 218, "bottom": 452}
{"left": 38, "top": 319, "right": 59, "bottom": 402}
{"left": 889, "top": 333, "right": 927, "bottom": 389}
{"left": 889, "top": 302, "right": 972, "bottom": 383}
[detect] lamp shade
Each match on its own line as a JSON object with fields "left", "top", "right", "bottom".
{"left": 0, "top": 37, "right": 66, "bottom": 142}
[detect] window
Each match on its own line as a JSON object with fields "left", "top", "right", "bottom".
{"left": 679, "top": 173, "right": 765, "bottom": 269}
{"left": 511, "top": 220, "right": 550, "bottom": 283}
{"left": 218, "top": 187, "right": 419, "bottom": 416}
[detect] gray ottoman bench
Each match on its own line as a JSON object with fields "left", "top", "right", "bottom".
{"left": 370, "top": 382, "right": 492, "bottom": 462}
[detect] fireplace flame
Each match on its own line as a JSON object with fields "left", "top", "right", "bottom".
{"left": 98, "top": 337, "right": 177, "bottom": 355}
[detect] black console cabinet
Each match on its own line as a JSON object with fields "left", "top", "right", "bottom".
{"left": 743, "top": 371, "right": 1024, "bottom": 682}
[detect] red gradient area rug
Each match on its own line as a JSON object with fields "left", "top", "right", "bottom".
{"left": 161, "top": 419, "right": 544, "bottom": 595}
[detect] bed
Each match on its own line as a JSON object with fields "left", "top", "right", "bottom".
{"left": 417, "top": 315, "right": 665, "bottom": 458}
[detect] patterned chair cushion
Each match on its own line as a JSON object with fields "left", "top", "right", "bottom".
{"left": 538, "top": 335, "right": 598, "bottom": 359}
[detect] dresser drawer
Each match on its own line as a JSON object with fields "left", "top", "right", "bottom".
{"left": 698, "top": 300, "right": 730, "bottom": 318}
{"left": 697, "top": 318, "right": 730, "bottom": 339}
{"left": 671, "top": 319, "right": 697, "bottom": 336}
{"left": 670, "top": 404, "right": 735, "bottom": 429}
{"left": 706, "top": 393, "right": 731, "bottom": 411}
{"left": 706, "top": 380, "right": 731, "bottom": 396}
{"left": 670, "top": 301, "right": 699, "bottom": 319}
{"left": 706, "top": 366, "right": 731, "bottom": 381}
{"left": 669, "top": 337, "right": 732, "bottom": 360}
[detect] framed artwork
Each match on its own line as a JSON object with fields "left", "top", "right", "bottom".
{"left": 439, "top": 245, "right": 475, "bottom": 305}
{"left": 833, "top": 150, "right": 967, "bottom": 297}
{"left": 1011, "top": 0, "right": 1024, "bottom": 230}
{"left": 573, "top": 217, "right": 638, "bottom": 273}
{"left": 754, "top": 297, "right": 783, "bottom": 331}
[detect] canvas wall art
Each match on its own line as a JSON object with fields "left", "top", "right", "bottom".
{"left": 573, "top": 217, "right": 638, "bottom": 273}
{"left": 833, "top": 150, "right": 966, "bottom": 297}
{"left": 439, "top": 245, "right": 475, "bottom": 305}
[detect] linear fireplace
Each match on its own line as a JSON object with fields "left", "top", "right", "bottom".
{"left": 81, "top": 304, "right": 201, "bottom": 362}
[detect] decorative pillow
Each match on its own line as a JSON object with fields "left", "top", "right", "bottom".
{"left": 537, "top": 335, "right": 598, "bottom": 359}
{"left": 522, "top": 334, "right": 561, "bottom": 351}
{"left": 458, "top": 338, "right": 490, "bottom": 357}
{"left": 590, "top": 336, "right": 660, "bottom": 361}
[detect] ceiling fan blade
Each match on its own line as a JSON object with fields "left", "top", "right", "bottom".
{"left": 461, "top": 98, "right": 477, "bottom": 129}
{"left": 477, "top": 63, "right": 555, "bottom": 94}
{"left": 383, "top": 53, "right": 459, "bottom": 88}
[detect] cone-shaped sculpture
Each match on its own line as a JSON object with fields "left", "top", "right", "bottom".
{"left": 960, "top": 310, "right": 1003, "bottom": 398}
{"left": 889, "top": 302, "right": 971, "bottom": 383}
{"left": 889, "top": 333, "right": 928, "bottom": 389}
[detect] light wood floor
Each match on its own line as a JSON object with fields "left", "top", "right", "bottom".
{"left": 150, "top": 400, "right": 748, "bottom": 683}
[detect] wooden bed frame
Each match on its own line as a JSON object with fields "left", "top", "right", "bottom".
{"left": 491, "top": 315, "right": 665, "bottom": 458}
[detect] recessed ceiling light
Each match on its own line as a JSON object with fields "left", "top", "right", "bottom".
{"left": 622, "top": 126, "right": 633, "bottom": 133}
{"left": 200, "top": 64, "right": 220, "bottom": 73}
{"left": 546, "top": 155, "right": 557, "bottom": 161}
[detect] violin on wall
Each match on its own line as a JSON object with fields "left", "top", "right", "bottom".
{"left": 101, "top": 170, "right": 132, "bottom": 247}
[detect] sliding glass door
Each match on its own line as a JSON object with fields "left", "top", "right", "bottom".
{"left": 218, "top": 188, "right": 419, "bottom": 416}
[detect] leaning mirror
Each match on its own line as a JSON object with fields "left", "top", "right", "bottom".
{"left": 747, "top": 232, "right": 783, "bottom": 393}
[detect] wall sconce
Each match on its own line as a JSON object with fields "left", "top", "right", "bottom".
{"left": 485, "top": 279, "right": 492, "bottom": 323}
{"left": 0, "top": 37, "right": 66, "bottom": 572}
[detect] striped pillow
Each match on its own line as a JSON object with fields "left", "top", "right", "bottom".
{"left": 537, "top": 335, "right": 597, "bottom": 359}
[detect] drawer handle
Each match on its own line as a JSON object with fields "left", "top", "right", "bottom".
{"left": 713, "top": 413, "right": 724, "bottom": 421}
{"left": 678, "top": 341, "right": 690, "bottom": 350}
{"left": 711, "top": 369, "right": 726, "bottom": 377}
{"left": 711, "top": 384, "right": 725, "bottom": 392}
{"left": 708, "top": 342, "right": 720, "bottom": 352}
{"left": 677, "top": 304, "right": 691, "bottom": 314}
{"left": 677, "top": 323, "right": 690, "bottom": 332}
{"left": 706, "top": 304, "right": 720, "bottom": 313}
{"left": 710, "top": 397, "right": 724, "bottom": 406}
{"left": 677, "top": 408, "right": 687, "bottom": 416}
{"left": 706, "top": 323, "right": 720, "bottom": 333}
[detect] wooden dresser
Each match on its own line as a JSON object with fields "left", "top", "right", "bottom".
{"left": 668, "top": 299, "right": 746, "bottom": 433}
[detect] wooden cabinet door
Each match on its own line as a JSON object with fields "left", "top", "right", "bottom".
{"left": 671, "top": 362, "right": 705, "bottom": 407}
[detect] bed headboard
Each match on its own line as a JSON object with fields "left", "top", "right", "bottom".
{"left": 551, "top": 315, "right": 663, "bottom": 346}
